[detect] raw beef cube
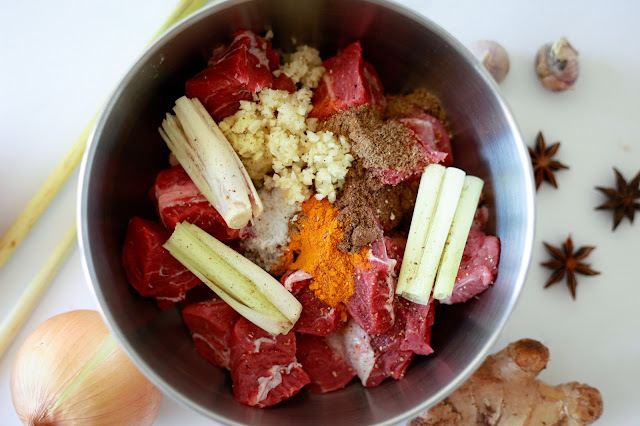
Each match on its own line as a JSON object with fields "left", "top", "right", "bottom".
{"left": 383, "top": 235, "right": 405, "bottom": 274}
{"left": 380, "top": 237, "right": 437, "bottom": 355}
{"left": 281, "top": 270, "right": 313, "bottom": 294}
{"left": 472, "top": 205, "right": 489, "bottom": 231}
{"left": 182, "top": 299, "right": 240, "bottom": 369}
{"left": 295, "top": 288, "right": 346, "bottom": 336}
{"left": 397, "top": 114, "right": 452, "bottom": 167}
{"left": 296, "top": 334, "right": 355, "bottom": 394}
{"left": 347, "top": 238, "right": 397, "bottom": 334}
{"left": 186, "top": 30, "right": 279, "bottom": 121}
{"left": 334, "top": 320, "right": 413, "bottom": 388}
{"left": 230, "top": 318, "right": 310, "bottom": 407}
{"left": 272, "top": 74, "right": 297, "bottom": 93}
{"left": 310, "top": 41, "right": 386, "bottom": 119}
{"left": 397, "top": 297, "right": 437, "bottom": 356}
{"left": 439, "top": 227, "right": 501, "bottom": 305}
{"left": 151, "top": 165, "right": 252, "bottom": 241}
{"left": 121, "top": 217, "right": 200, "bottom": 303}
{"left": 156, "top": 299, "right": 176, "bottom": 311}
{"left": 178, "top": 283, "right": 217, "bottom": 308}
{"left": 281, "top": 270, "right": 345, "bottom": 336}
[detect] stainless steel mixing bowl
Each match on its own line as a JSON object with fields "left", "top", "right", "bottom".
{"left": 78, "top": 0, "right": 535, "bottom": 424}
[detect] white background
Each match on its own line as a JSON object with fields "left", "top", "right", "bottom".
{"left": 1, "top": 0, "right": 639, "bottom": 424}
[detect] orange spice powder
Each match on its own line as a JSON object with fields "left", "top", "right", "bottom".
{"left": 282, "top": 197, "right": 368, "bottom": 307}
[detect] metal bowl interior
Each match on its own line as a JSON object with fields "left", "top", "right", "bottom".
{"left": 78, "top": 0, "right": 534, "bottom": 424}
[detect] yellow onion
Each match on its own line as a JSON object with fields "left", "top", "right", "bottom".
{"left": 11, "top": 310, "right": 162, "bottom": 425}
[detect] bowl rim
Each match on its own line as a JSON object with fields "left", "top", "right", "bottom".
{"left": 77, "top": 0, "right": 535, "bottom": 424}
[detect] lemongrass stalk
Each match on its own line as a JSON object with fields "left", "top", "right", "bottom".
{"left": 402, "top": 167, "right": 466, "bottom": 304}
{"left": 0, "top": 0, "right": 213, "bottom": 273}
{"left": 0, "top": 0, "right": 212, "bottom": 356}
{"left": 433, "top": 176, "right": 484, "bottom": 299}
{"left": 151, "top": 0, "right": 209, "bottom": 41}
{"left": 160, "top": 97, "right": 262, "bottom": 228}
{"left": 396, "top": 164, "right": 445, "bottom": 295}
{"left": 164, "top": 222, "right": 301, "bottom": 334}
{"left": 0, "top": 224, "right": 76, "bottom": 358}
{"left": 182, "top": 222, "right": 299, "bottom": 323}
{"left": 0, "top": 121, "right": 92, "bottom": 271}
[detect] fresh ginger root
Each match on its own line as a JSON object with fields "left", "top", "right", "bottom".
{"left": 411, "top": 339, "right": 603, "bottom": 426}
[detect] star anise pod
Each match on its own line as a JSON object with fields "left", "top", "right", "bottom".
{"left": 528, "top": 131, "right": 569, "bottom": 190}
{"left": 595, "top": 167, "right": 640, "bottom": 230}
{"left": 541, "top": 235, "right": 599, "bottom": 299}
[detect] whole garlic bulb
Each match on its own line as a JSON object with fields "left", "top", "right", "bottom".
{"left": 11, "top": 310, "right": 162, "bottom": 425}
{"left": 469, "top": 40, "right": 510, "bottom": 83}
{"left": 535, "top": 37, "right": 579, "bottom": 92}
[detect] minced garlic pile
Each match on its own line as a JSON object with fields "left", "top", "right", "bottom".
{"left": 218, "top": 47, "right": 353, "bottom": 204}
{"left": 276, "top": 45, "right": 326, "bottom": 89}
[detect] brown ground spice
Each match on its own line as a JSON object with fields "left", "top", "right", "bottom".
{"left": 385, "top": 87, "right": 448, "bottom": 126}
{"left": 320, "top": 105, "right": 425, "bottom": 176}
{"left": 335, "top": 162, "right": 418, "bottom": 253}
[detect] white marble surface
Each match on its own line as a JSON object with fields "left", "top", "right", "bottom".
{"left": 1, "top": 0, "right": 639, "bottom": 424}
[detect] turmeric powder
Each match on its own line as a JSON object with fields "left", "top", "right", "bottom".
{"left": 282, "top": 197, "right": 367, "bottom": 307}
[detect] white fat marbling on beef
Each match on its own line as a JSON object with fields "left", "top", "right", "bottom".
{"left": 155, "top": 181, "right": 207, "bottom": 209}
{"left": 253, "top": 336, "right": 277, "bottom": 353}
{"left": 192, "top": 333, "right": 230, "bottom": 368}
{"left": 255, "top": 362, "right": 302, "bottom": 404}
{"left": 368, "top": 240, "right": 397, "bottom": 319}
{"left": 283, "top": 270, "right": 313, "bottom": 292}
{"left": 155, "top": 295, "right": 184, "bottom": 303}
{"left": 337, "top": 321, "right": 375, "bottom": 384}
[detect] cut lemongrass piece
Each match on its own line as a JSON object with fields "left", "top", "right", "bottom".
{"left": 159, "top": 96, "right": 263, "bottom": 229}
{"left": 396, "top": 164, "right": 446, "bottom": 295}
{"left": 190, "top": 99, "right": 263, "bottom": 219}
{"left": 164, "top": 222, "right": 301, "bottom": 335}
{"left": 402, "top": 167, "right": 466, "bottom": 305}
{"left": 433, "top": 176, "right": 485, "bottom": 300}
{"left": 179, "top": 222, "right": 301, "bottom": 324}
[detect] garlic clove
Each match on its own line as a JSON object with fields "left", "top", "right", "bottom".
{"left": 535, "top": 37, "right": 579, "bottom": 92}
{"left": 469, "top": 40, "right": 510, "bottom": 83}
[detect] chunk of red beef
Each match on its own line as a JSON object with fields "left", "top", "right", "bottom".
{"left": 178, "top": 283, "right": 217, "bottom": 308}
{"left": 472, "top": 205, "right": 489, "bottom": 231}
{"left": 121, "top": 217, "right": 201, "bottom": 304}
{"left": 310, "top": 41, "right": 386, "bottom": 119}
{"left": 296, "top": 334, "right": 355, "bottom": 394}
{"left": 397, "top": 297, "right": 437, "bottom": 355}
{"left": 151, "top": 165, "right": 252, "bottom": 241}
{"left": 383, "top": 235, "right": 405, "bottom": 274}
{"left": 182, "top": 299, "right": 240, "bottom": 369}
{"left": 156, "top": 299, "right": 176, "bottom": 311}
{"left": 380, "top": 236, "right": 437, "bottom": 354}
{"left": 281, "top": 270, "right": 313, "bottom": 294}
{"left": 332, "top": 320, "right": 413, "bottom": 388}
{"left": 185, "top": 30, "right": 279, "bottom": 121}
{"left": 333, "top": 295, "right": 436, "bottom": 387}
{"left": 230, "top": 318, "right": 310, "bottom": 408}
{"left": 281, "top": 270, "right": 345, "bottom": 336}
{"left": 347, "top": 238, "right": 397, "bottom": 335}
{"left": 439, "top": 227, "right": 501, "bottom": 305}
{"left": 272, "top": 74, "right": 297, "bottom": 93}
{"left": 397, "top": 115, "right": 452, "bottom": 167}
